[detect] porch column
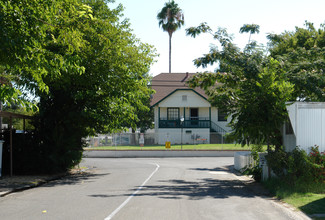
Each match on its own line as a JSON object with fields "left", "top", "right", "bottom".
{"left": 158, "top": 107, "right": 160, "bottom": 129}
{"left": 209, "top": 107, "right": 211, "bottom": 129}
{"left": 183, "top": 107, "right": 185, "bottom": 119}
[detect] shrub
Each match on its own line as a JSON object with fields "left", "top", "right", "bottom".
{"left": 266, "top": 146, "right": 325, "bottom": 185}
{"left": 308, "top": 146, "right": 325, "bottom": 182}
{"left": 286, "top": 147, "right": 313, "bottom": 183}
{"left": 1, "top": 125, "right": 84, "bottom": 175}
{"left": 243, "top": 165, "right": 262, "bottom": 182}
{"left": 265, "top": 147, "right": 288, "bottom": 178}
{"left": 242, "top": 144, "right": 264, "bottom": 182}
{"left": 1, "top": 129, "right": 45, "bottom": 175}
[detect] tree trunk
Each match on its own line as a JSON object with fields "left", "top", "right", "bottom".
{"left": 130, "top": 128, "right": 136, "bottom": 145}
{"left": 0, "top": 101, "right": 2, "bottom": 131}
{"left": 267, "top": 137, "right": 271, "bottom": 180}
{"left": 169, "top": 33, "right": 172, "bottom": 73}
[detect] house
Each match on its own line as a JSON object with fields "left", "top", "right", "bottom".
{"left": 283, "top": 102, "right": 325, "bottom": 153}
{"left": 150, "top": 73, "right": 231, "bottom": 145}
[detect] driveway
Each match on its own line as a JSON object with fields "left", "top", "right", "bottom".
{"left": 0, "top": 158, "right": 308, "bottom": 220}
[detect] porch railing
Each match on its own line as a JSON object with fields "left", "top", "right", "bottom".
{"left": 159, "top": 119, "right": 210, "bottom": 129}
{"left": 210, "top": 121, "right": 227, "bottom": 133}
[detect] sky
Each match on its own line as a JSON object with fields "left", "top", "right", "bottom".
{"left": 111, "top": 0, "right": 325, "bottom": 76}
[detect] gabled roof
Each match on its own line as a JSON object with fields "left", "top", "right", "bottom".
{"left": 150, "top": 73, "right": 208, "bottom": 107}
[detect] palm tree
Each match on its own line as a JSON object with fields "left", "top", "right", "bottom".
{"left": 239, "top": 24, "right": 260, "bottom": 43}
{"left": 157, "top": 0, "right": 184, "bottom": 73}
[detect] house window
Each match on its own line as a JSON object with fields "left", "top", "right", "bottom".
{"left": 167, "top": 108, "right": 179, "bottom": 120}
{"left": 285, "top": 121, "right": 294, "bottom": 135}
{"left": 218, "top": 109, "right": 227, "bottom": 121}
{"left": 182, "top": 95, "right": 187, "bottom": 101}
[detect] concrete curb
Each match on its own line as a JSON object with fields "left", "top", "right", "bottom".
{"left": 310, "top": 214, "right": 325, "bottom": 218}
{"left": 231, "top": 172, "right": 312, "bottom": 220}
{"left": 83, "top": 150, "right": 238, "bottom": 158}
{"left": 0, "top": 174, "right": 66, "bottom": 197}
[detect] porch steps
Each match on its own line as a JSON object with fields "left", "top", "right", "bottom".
{"left": 210, "top": 121, "right": 226, "bottom": 144}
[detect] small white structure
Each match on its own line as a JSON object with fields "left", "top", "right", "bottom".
{"left": 151, "top": 73, "right": 231, "bottom": 145}
{"left": 283, "top": 102, "right": 325, "bottom": 153}
{"left": 234, "top": 151, "right": 253, "bottom": 171}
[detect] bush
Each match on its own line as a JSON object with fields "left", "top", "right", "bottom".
{"left": 1, "top": 124, "right": 84, "bottom": 175}
{"left": 308, "top": 146, "right": 325, "bottom": 182}
{"left": 243, "top": 165, "right": 262, "bottom": 182}
{"left": 242, "top": 144, "right": 264, "bottom": 182}
{"left": 286, "top": 147, "right": 313, "bottom": 183}
{"left": 265, "top": 147, "right": 288, "bottom": 178}
{"left": 1, "top": 129, "right": 45, "bottom": 175}
{"left": 266, "top": 146, "right": 325, "bottom": 185}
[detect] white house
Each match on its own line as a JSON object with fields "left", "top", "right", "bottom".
{"left": 151, "top": 73, "right": 231, "bottom": 145}
{"left": 283, "top": 102, "right": 325, "bottom": 153}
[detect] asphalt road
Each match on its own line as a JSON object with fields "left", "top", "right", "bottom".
{"left": 0, "top": 158, "right": 305, "bottom": 220}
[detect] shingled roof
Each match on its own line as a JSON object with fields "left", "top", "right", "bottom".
{"left": 150, "top": 73, "right": 208, "bottom": 106}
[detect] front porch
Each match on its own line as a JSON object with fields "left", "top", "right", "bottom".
{"left": 159, "top": 117, "right": 210, "bottom": 129}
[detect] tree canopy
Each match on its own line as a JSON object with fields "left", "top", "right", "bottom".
{"left": 186, "top": 24, "right": 293, "bottom": 148}
{"left": 187, "top": 21, "right": 325, "bottom": 148}
{"left": 268, "top": 21, "right": 325, "bottom": 101}
{"left": 0, "top": 0, "right": 157, "bottom": 172}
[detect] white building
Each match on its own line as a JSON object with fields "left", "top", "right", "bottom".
{"left": 283, "top": 102, "right": 325, "bottom": 153}
{"left": 151, "top": 73, "right": 231, "bottom": 145}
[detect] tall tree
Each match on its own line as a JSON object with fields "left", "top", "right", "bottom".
{"left": 239, "top": 24, "right": 260, "bottom": 44}
{"left": 0, "top": 0, "right": 156, "bottom": 172}
{"left": 267, "top": 21, "right": 325, "bottom": 101}
{"left": 186, "top": 24, "right": 293, "bottom": 149}
{"left": 157, "top": 0, "right": 184, "bottom": 73}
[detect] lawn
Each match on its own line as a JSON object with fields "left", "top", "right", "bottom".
{"left": 284, "top": 193, "right": 325, "bottom": 216}
{"left": 84, "top": 144, "right": 263, "bottom": 151}
{"left": 263, "top": 179, "right": 325, "bottom": 217}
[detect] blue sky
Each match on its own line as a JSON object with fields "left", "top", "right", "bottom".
{"left": 111, "top": 0, "right": 325, "bottom": 76}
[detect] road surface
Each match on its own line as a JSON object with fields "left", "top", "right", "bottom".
{"left": 0, "top": 157, "right": 304, "bottom": 220}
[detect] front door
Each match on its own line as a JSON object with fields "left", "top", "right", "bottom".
{"left": 190, "top": 108, "right": 198, "bottom": 120}
{"left": 190, "top": 108, "right": 199, "bottom": 126}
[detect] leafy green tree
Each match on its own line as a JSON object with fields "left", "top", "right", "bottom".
{"left": 186, "top": 24, "right": 293, "bottom": 149}
{"left": 157, "top": 0, "right": 184, "bottom": 73}
{"left": 123, "top": 94, "right": 154, "bottom": 145}
{"left": 134, "top": 96, "right": 154, "bottom": 133}
{"left": 267, "top": 21, "right": 325, "bottom": 101}
{"left": 1, "top": 0, "right": 156, "bottom": 172}
{"left": 239, "top": 24, "right": 260, "bottom": 44}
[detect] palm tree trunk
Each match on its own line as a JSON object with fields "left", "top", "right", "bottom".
{"left": 169, "top": 33, "right": 172, "bottom": 73}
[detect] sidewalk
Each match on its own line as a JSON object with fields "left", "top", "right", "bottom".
{"left": 0, "top": 174, "right": 65, "bottom": 197}
{"left": 0, "top": 167, "right": 89, "bottom": 197}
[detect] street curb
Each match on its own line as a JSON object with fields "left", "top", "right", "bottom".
{"left": 310, "top": 214, "right": 325, "bottom": 218}
{"left": 0, "top": 174, "right": 66, "bottom": 197}
{"left": 231, "top": 171, "right": 311, "bottom": 220}
{"left": 83, "top": 150, "right": 237, "bottom": 158}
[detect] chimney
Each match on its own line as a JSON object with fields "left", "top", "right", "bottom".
{"left": 181, "top": 72, "right": 189, "bottom": 82}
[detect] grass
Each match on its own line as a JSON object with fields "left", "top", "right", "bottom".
{"left": 84, "top": 144, "right": 267, "bottom": 151}
{"left": 263, "top": 178, "right": 325, "bottom": 217}
{"left": 284, "top": 193, "right": 325, "bottom": 216}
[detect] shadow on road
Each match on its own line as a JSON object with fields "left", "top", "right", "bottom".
{"left": 89, "top": 165, "right": 268, "bottom": 200}
{"left": 189, "top": 165, "right": 234, "bottom": 172}
{"left": 44, "top": 171, "right": 110, "bottom": 188}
